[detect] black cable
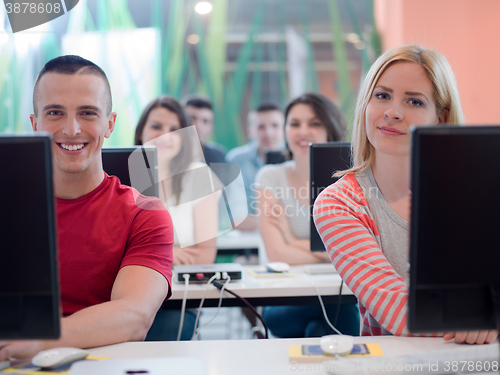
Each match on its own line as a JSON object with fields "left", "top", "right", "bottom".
{"left": 333, "top": 280, "right": 344, "bottom": 328}
{"left": 212, "top": 279, "right": 269, "bottom": 339}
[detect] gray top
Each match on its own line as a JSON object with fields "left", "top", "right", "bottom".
{"left": 356, "top": 166, "right": 409, "bottom": 279}
{"left": 255, "top": 160, "right": 309, "bottom": 239}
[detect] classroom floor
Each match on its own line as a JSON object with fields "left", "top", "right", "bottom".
{"left": 193, "top": 254, "right": 274, "bottom": 340}
{"left": 197, "top": 307, "right": 254, "bottom": 340}
{"left": 196, "top": 307, "right": 278, "bottom": 340}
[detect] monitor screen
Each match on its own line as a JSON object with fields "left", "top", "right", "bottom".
{"left": 0, "top": 134, "right": 60, "bottom": 339}
{"left": 409, "top": 126, "right": 500, "bottom": 333}
{"left": 265, "top": 150, "right": 287, "bottom": 165}
{"left": 309, "top": 142, "right": 351, "bottom": 252}
{"left": 102, "top": 146, "right": 158, "bottom": 198}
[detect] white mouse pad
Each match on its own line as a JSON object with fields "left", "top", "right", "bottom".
{"left": 69, "top": 357, "right": 204, "bottom": 375}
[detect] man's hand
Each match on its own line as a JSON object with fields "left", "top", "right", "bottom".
{"left": 0, "top": 340, "right": 44, "bottom": 361}
{"left": 1, "top": 265, "right": 169, "bottom": 361}
{"left": 443, "top": 330, "right": 498, "bottom": 344}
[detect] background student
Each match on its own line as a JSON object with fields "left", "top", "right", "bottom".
{"left": 227, "top": 103, "right": 285, "bottom": 231}
{"left": 182, "top": 95, "right": 226, "bottom": 165}
{"left": 256, "top": 92, "right": 359, "bottom": 338}
{"left": 313, "top": 44, "right": 497, "bottom": 344}
{"left": 135, "top": 95, "right": 219, "bottom": 340}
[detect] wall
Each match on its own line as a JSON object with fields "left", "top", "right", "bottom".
{"left": 374, "top": 0, "right": 500, "bottom": 124}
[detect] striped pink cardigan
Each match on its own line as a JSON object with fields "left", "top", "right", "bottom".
{"left": 313, "top": 173, "right": 437, "bottom": 337}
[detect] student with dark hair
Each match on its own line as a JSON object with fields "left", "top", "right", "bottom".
{"left": 255, "top": 92, "right": 359, "bottom": 338}
{"left": 135, "top": 95, "right": 218, "bottom": 266}
{"left": 183, "top": 94, "right": 226, "bottom": 165}
{"left": 135, "top": 95, "right": 219, "bottom": 340}
{"left": 227, "top": 103, "right": 285, "bottom": 231}
{"left": 0, "top": 55, "right": 174, "bottom": 361}
{"left": 32, "top": 55, "right": 113, "bottom": 117}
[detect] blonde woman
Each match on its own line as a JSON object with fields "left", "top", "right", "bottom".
{"left": 313, "top": 44, "right": 497, "bottom": 344}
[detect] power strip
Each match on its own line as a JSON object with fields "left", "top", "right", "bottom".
{"left": 174, "top": 263, "right": 243, "bottom": 283}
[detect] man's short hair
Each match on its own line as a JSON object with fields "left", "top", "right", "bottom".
{"left": 255, "top": 102, "right": 281, "bottom": 113}
{"left": 182, "top": 94, "right": 213, "bottom": 111}
{"left": 248, "top": 103, "right": 283, "bottom": 129}
{"left": 33, "top": 55, "right": 112, "bottom": 116}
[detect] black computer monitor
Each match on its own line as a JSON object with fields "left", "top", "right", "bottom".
{"left": 102, "top": 146, "right": 158, "bottom": 198}
{"left": 409, "top": 126, "right": 500, "bottom": 333}
{"left": 265, "top": 150, "right": 287, "bottom": 165}
{"left": 0, "top": 134, "right": 60, "bottom": 339}
{"left": 309, "top": 142, "right": 352, "bottom": 252}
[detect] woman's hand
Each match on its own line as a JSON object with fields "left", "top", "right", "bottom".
{"left": 172, "top": 247, "right": 201, "bottom": 265}
{"left": 267, "top": 210, "right": 294, "bottom": 244}
{"left": 443, "top": 330, "right": 498, "bottom": 344}
{"left": 258, "top": 188, "right": 323, "bottom": 264}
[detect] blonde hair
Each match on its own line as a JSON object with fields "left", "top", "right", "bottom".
{"left": 337, "top": 44, "right": 464, "bottom": 177}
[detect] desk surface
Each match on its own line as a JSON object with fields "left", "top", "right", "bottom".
{"left": 87, "top": 336, "right": 487, "bottom": 375}
{"left": 216, "top": 229, "right": 260, "bottom": 250}
{"left": 165, "top": 264, "right": 355, "bottom": 308}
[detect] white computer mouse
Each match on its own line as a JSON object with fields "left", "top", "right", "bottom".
{"left": 320, "top": 334, "right": 354, "bottom": 355}
{"left": 32, "top": 347, "right": 89, "bottom": 369}
{"left": 266, "top": 262, "right": 290, "bottom": 272}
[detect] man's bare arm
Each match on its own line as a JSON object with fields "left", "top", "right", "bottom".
{"left": 0, "top": 265, "right": 169, "bottom": 361}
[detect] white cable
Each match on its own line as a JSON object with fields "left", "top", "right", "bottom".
{"left": 190, "top": 274, "right": 218, "bottom": 340}
{"left": 192, "top": 275, "right": 231, "bottom": 340}
{"left": 177, "top": 274, "right": 190, "bottom": 341}
{"left": 312, "top": 283, "right": 343, "bottom": 335}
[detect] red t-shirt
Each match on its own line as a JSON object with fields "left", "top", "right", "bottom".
{"left": 56, "top": 174, "right": 174, "bottom": 316}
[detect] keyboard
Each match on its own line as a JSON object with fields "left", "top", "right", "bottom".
{"left": 325, "top": 343, "right": 499, "bottom": 375}
{"left": 304, "top": 264, "right": 338, "bottom": 274}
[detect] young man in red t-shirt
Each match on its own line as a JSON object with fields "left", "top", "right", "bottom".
{"left": 0, "top": 56, "right": 174, "bottom": 361}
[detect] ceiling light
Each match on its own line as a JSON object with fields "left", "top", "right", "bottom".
{"left": 195, "top": 2, "right": 212, "bottom": 15}
{"left": 346, "top": 33, "right": 360, "bottom": 44}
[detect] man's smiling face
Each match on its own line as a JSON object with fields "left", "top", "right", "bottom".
{"left": 31, "top": 72, "right": 116, "bottom": 177}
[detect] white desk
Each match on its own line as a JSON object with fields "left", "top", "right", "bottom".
{"left": 216, "top": 229, "right": 260, "bottom": 250}
{"left": 163, "top": 265, "right": 355, "bottom": 308}
{"left": 86, "top": 336, "right": 493, "bottom": 375}
{"left": 216, "top": 229, "right": 260, "bottom": 256}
